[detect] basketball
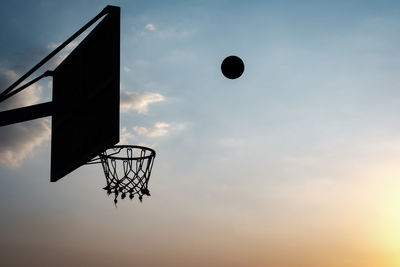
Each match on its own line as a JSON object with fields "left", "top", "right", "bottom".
{"left": 221, "top": 55, "right": 245, "bottom": 79}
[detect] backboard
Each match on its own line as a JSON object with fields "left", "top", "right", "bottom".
{"left": 51, "top": 6, "right": 120, "bottom": 182}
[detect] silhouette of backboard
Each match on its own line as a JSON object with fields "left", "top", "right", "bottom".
{"left": 51, "top": 6, "right": 120, "bottom": 182}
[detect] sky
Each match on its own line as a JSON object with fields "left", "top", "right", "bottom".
{"left": 1, "top": 0, "right": 400, "bottom": 266}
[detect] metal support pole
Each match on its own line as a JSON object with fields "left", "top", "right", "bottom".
{"left": 0, "top": 5, "right": 116, "bottom": 103}
{"left": 0, "top": 102, "right": 53, "bottom": 127}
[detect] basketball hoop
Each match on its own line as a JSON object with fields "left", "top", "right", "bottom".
{"left": 0, "top": 5, "right": 159, "bottom": 206}
{"left": 99, "top": 145, "right": 156, "bottom": 205}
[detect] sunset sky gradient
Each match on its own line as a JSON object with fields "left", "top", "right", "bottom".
{"left": 1, "top": 0, "right": 400, "bottom": 266}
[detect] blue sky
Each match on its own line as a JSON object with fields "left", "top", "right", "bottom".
{"left": 1, "top": 0, "right": 400, "bottom": 266}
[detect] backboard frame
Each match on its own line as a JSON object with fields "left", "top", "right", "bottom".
{"left": 50, "top": 6, "right": 120, "bottom": 182}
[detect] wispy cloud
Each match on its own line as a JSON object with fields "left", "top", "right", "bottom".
{"left": 0, "top": 70, "right": 43, "bottom": 111}
{"left": 0, "top": 120, "right": 50, "bottom": 168}
{"left": 133, "top": 122, "right": 185, "bottom": 138}
{"left": 118, "top": 127, "right": 136, "bottom": 145}
{"left": 0, "top": 69, "right": 50, "bottom": 167}
{"left": 130, "top": 22, "right": 194, "bottom": 43}
{"left": 46, "top": 41, "right": 79, "bottom": 51}
{"left": 46, "top": 41, "right": 80, "bottom": 69}
{"left": 154, "top": 27, "right": 194, "bottom": 40}
{"left": 145, "top": 23, "right": 156, "bottom": 31}
{"left": 120, "top": 91, "right": 165, "bottom": 113}
{"left": 0, "top": 35, "right": 95, "bottom": 168}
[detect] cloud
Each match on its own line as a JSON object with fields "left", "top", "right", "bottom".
{"left": 0, "top": 69, "right": 50, "bottom": 167}
{"left": 118, "top": 127, "right": 157, "bottom": 148}
{"left": 0, "top": 70, "right": 43, "bottom": 111}
{"left": 9, "top": 47, "right": 49, "bottom": 74}
{"left": 120, "top": 92, "right": 165, "bottom": 113}
{"left": 52, "top": 54, "right": 68, "bottom": 67}
{"left": 0, "top": 120, "right": 50, "bottom": 168}
{"left": 0, "top": 38, "right": 81, "bottom": 167}
{"left": 154, "top": 27, "right": 194, "bottom": 40}
{"left": 46, "top": 41, "right": 80, "bottom": 69}
{"left": 5, "top": 69, "right": 17, "bottom": 80}
{"left": 118, "top": 127, "right": 136, "bottom": 145}
{"left": 133, "top": 122, "right": 185, "bottom": 138}
{"left": 145, "top": 24, "right": 156, "bottom": 31}
{"left": 123, "top": 66, "right": 131, "bottom": 72}
{"left": 3, "top": 40, "right": 80, "bottom": 75}
{"left": 46, "top": 41, "right": 79, "bottom": 51}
